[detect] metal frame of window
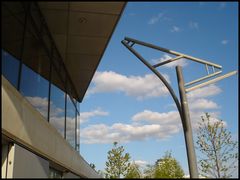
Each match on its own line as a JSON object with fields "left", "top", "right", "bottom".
{"left": 75, "top": 105, "right": 77, "bottom": 150}
{"left": 64, "top": 92, "right": 67, "bottom": 139}
{"left": 17, "top": 3, "right": 30, "bottom": 91}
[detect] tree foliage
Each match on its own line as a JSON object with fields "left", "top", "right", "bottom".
{"left": 105, "top": 142, "right": 131, "bottom": 178}
{"left": 125, "top": 161, "right": 141, "bottom": 178}
{"left": 89, "top": 163, "right": 96, "bottom": 170}
{"left": 143, "top": 164, "right": 155, "bottom": 178}
{"left": 154, "top": 151, "right": 184, "bottom": 178}
{"left": 143, "top": 151, "right": 184, "bottom": 178}
{"left": 196, "top": 113, "right": 238, "bottom": 178}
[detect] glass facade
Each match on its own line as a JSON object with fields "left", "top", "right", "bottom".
{"left": 1, "top": 2, "right": 80, "bottom": 151}
{"left": 2, "top": 50, "right": 20, "bottom": 88}
{"left": 49, "top": 67, "right": 66, "bottom": 138}
{"left": 66, "top": 94, "right": 76, "bottom": 148}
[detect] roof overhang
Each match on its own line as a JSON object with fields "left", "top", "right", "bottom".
{"left": 38, "top": 2, "right": 126, "bottom": 102}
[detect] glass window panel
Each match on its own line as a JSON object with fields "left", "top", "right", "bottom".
{"left": 20, "top": 13, "right": 50, "bottom": 120}
{"left": 1, "top": 2, "right": 25, "bottom": 60}
{"left": 1, "top": 2, "right": 25, "bottom": 88}
{"left": 76, "top": 102, "right": 80, "bottom": 152}
{"left": 49, "top": 67, "right": 66, "bottom": 137}
{"left": 1, "top": 50, "right": 20, "bottom": 88}
{"left": 20, "top": 64, "right": 49, "bottom": 119}
{"left": 51, "top": 49, "right": 66, "bottom": 95}
{"left": 66, "top": 94, "right": 76, "bottom": 149}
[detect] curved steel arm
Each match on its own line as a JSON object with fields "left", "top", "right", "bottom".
{"left": 121, "top": 40, "right": 186, "bottom": 129}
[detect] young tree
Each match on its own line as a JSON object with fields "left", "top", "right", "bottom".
{"left": 143, "top": 164, "right": 155, "bottom": 178}
{"left": 105, "top": 142, "right": 131, "bottom": 178}
{"left": 97, "top": 170, "right": 105, "bottom": 178}
{"left": 142, "top": 151, "right": 184, "bottom": 178}
{"left": 154, "top": 151, "right": 184, "bottom": 178}
{"left": 89, "top": 163, "right": 96, "bottom": 170}
{"left": 125, "top": 161, "right": 141, "bottom": 178}
{"left": 196, "top": 113, "right": 238, "bottom": 178}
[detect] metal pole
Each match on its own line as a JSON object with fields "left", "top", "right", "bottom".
{"left": 176, "top": 66, "right": 199, "bottom": 178}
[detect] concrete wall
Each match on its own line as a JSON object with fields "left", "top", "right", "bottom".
{"left": 12, "top": 144, "right": 49, "bottom": 178}
{"left": 2, "top": 76, "right": 100, "bottom": 178}
{"left": 63, "top": 172, "right": 80, "bottom": 178}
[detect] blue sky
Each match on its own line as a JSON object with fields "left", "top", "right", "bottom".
{"left": 79, "top": 2, "right": 238, "bottom": 176}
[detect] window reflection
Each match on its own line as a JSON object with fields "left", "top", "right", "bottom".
{"left": 76, "top": 104, "right": 80, "bottom": 152}
{"left": 1, "top": 2, "right": 25, "bottom": 89}
{"left": 19, "top": 11, "right": 50, "bottom": 120}
{"left": 66, "top": 94, "right": 76, "bottom": 149}
{"left": 2, "top": 2, "right": 81, "bottom": 152}
{"left": 20, "top": 64, "right": 49, "bottom": 119}
{"left": 2, "top": 2, "right": 25, "bottom": 60}
{"left": 1, "top": 50, "right": 20, "bottom": 88}
{"left": 49, "top": 67, "right": 66, "bottom": 137}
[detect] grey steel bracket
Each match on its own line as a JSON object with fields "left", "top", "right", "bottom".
{"left": 123, "top": 37, "right": 237, "bottom": 93}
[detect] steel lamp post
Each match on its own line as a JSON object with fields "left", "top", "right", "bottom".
{"left": 121, "top": 37, "right": 237, "bottom": 178}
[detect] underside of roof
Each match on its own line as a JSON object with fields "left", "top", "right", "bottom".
{"left": 39, "top": 2, "right": 126, "bottom": 102}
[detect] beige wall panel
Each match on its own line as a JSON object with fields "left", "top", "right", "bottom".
{"left": 12, "top": 144, "right": 49, "bottom": 178}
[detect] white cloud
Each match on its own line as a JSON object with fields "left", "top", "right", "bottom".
{"left": 171, "top": 26, "right": 181, "bottom": 32}
{"left": 152, "top": 54, "right": 188, "bottom": 68}
{"left": 187, "top": 84, "right": 222, "bottom": 100}
{"left": 81, "top": 78, "right": 224, "bottom": 145}
{"left": 133, "top": 160, "right": 148, "bottom": 167}
{"left": 80, "top": 122, "right": 180, "bottom": 144}
{"left": 26, "top": 95, "right": 47, "bottom": 104}
{"left": 81, "top": 83, "right": 224, "bottom": 144}
{"left": 88, "top": 71, "right": 170, "bottom": 100}
{"left": 189, "top": 21, "right": 199, "bottom": 30}
{"left": 26, "top": 96, "right": 64, "bottom": 118}
{"left": 189, "top": 98, "right": 219, "bottom": 110}
{"left": 80, "top": 109, "right": 226, "bottom": 144}
{"left": 148, "top": 13, "right": 164, "bottom": 25}
{"left": 221, "top": 40, "right": 229, "bottom": 45}
{"left": 80, "top": 108, "right": 109, "bottom": 124}
{"left": 189, "top": 111, "right": 225, "bottom": 130}
{"left": 192, "top": 112, "right": 227, "bottom": 129}
{"left": 132, "top": 110, "right": 180, "bottom": 125}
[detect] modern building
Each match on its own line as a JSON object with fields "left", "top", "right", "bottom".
{"left": 1, "top": 2, "right": 125, "bottom": 178}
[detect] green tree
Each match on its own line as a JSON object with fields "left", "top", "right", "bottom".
{"left": 143, "top": 164, "right": 155, "bottom": 178}
{"left": 97, "top": 170, "right": 105, "bottom": 178}
{"left": 125, "top": 161, "right": 141, "bottom": 178}
{"left": 196, "top": 113, "right": 238, "bottom": 178}
{"left": 105, "top": 142, "right": 131, "bottom": 178}
{"left": 154, "top": 151, "right": 184, "bottom": 178}
{"left": 90, "top": 163, "right": 96, "bottom": 170}
{"left": 142, "top": 151, "right": 184, "bottom": 178}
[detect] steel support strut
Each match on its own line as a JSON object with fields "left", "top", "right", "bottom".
{"left": 176, "top": 66, "right": 199, "bottom": 178}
